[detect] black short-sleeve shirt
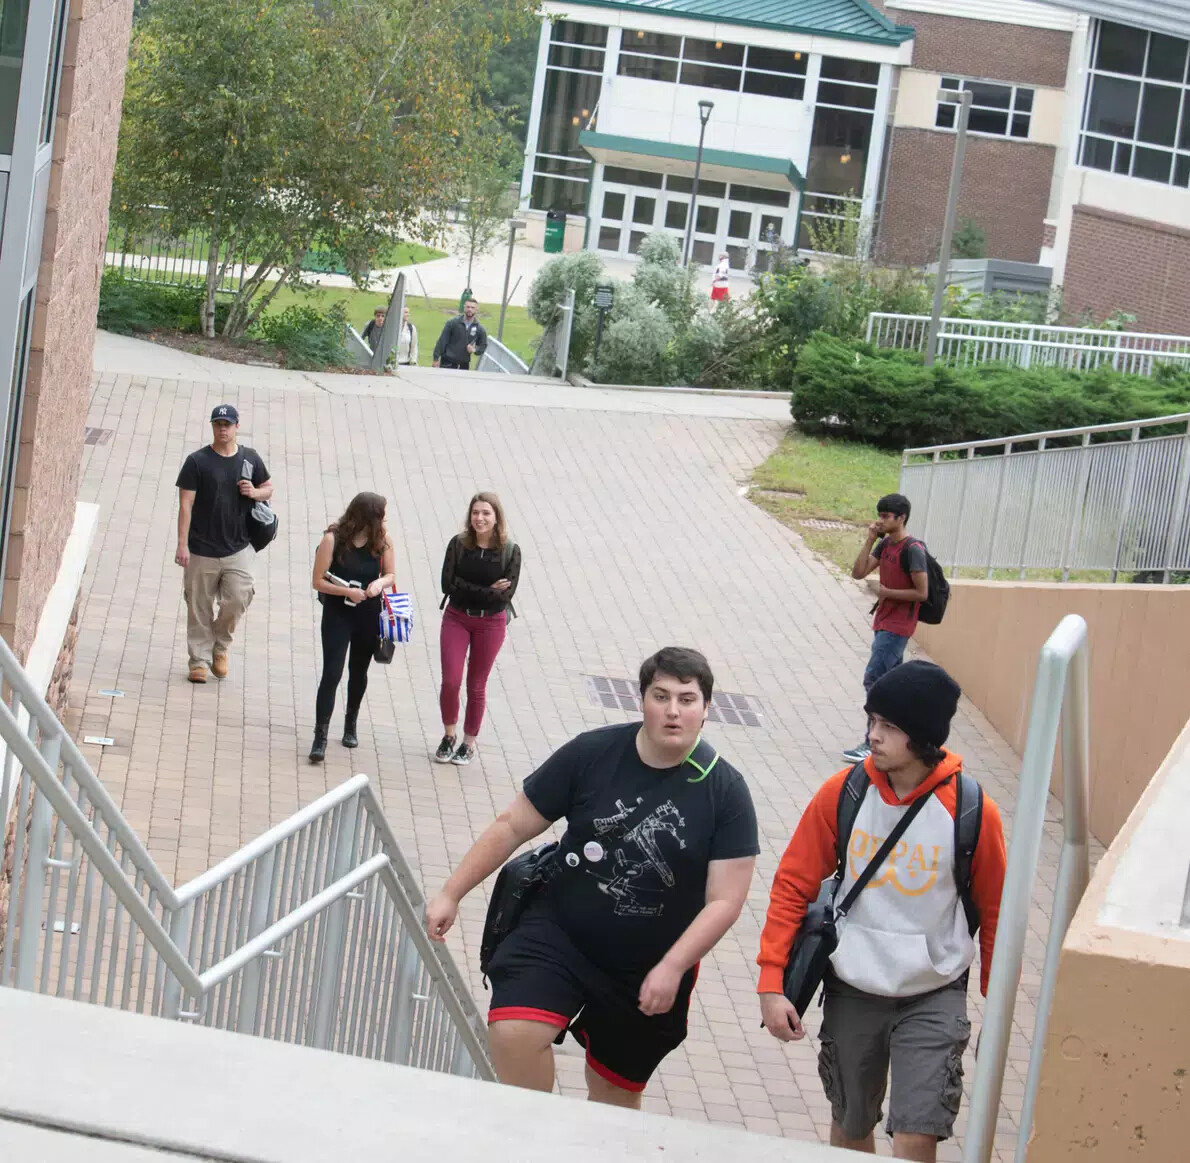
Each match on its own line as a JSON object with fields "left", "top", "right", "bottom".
{"left": 523, "top": 723, "right": 759, "bottom": 976}
{"left": 176, "top": 445, "right": 270, "bottom": 558}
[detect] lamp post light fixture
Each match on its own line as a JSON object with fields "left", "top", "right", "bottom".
{"left": 925, "top": 87, "right": 973, "bottom": 366}
{"left": 682, "top": 99, "right": 715, "bottom": 268}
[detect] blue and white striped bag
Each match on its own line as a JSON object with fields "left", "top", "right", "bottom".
{"left": 380, "top": 590, "right": 414, "bottom": 644}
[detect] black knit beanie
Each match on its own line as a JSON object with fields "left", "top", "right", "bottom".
{"left": 864, "top": 660, "right": 961, "bottom": 748}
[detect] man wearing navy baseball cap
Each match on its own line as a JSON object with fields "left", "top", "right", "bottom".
{"left": 175, "top": 405, "right": 273, "bottom": 682}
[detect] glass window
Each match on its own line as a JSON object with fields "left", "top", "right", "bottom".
{"left": 728, "top": 209, "right": 751, "bottom": 239}
{"left": 604, "top": 165, "right": 663, "bottom": 188}
{"left": 683, "top": 38, "right": 744, "bottom": 67}
{"left": 552, "top": 21, "right": 608, "bottom": 48}
{"left": 1080, "top": 20, "right": 1190, "bottom": 190}
{"left": 628, "top": 230, "right": 647, "bottom": 254}
{"left": 534, "top": 154, "right": 593, "bottom": 178}
{"left": 935, "top": 77, "right": 1033, "bottom": 139}
{"left": 1, "top": 0, "right": 31, "bottom": 155}
{"left": 622, "top": 29, "right": 680, "bottom": 57}
{"left": 530, "top": 173, "right": 589, "bottom": 215}
{"left": 679, "top": 61, "right": 740, "bottom": 91}
{"left": 548, "top": 42, "right": 606, "bottom": 72}
{"left": 665, "top": 200, "right": 687, "bottom": 229}
{"left": 747, "top": 47, "right": 806, "bottom": 76}
{"left": 602, "top": 191, "right": 625, "bottom": 220}
{"left": 821, "top": 57, "right": 878, "bottom": 84}
{"left": 806, "top": 106, "right": 872, "bottom": 196}
{"left": 632, "top": 195, "right": 656, "bottom": 225}
{"left": 40, "top": 0, "right": 66, "bottom": 144}
{"left": 666, "top": 175, "right": 726, "bottom": 197}
{"left": 535, "top": 70, "right": 602, "bottom": 159}
{"left": 742, "top": 71, "right": 804, "bottom": 100}
{"left": 598, "top": 225, "right": 621, "bottom": 251}
{"left": 1175, "top": 154, "right": 1190, "bottom": 186}
{"left": 695, "top": 204, "right": 718, "bottom": 233}
{"left": 691, "top": 239, "right": 714, "bottom": 265}
{"left": 759, "top": 213, "right": 783, "bottom": 239}
{"left": 618, "top": 53, "right": 679, "bottom": 83}
{"left": 0, "top": 290, "right": 32, "bottom": 587}
{"left": 1095, "top": 21, "right": 1147, "bottom": 75}
{"left": 726, "top": 244, "right": 748, "bottom": 269}
{"left": 729, "top": 184, "right": 790, "bottom": 207}
{"left": 817, "top": 81, "right": 877, "bottom": 110}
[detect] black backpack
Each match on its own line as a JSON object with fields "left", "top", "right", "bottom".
{"left": 900, "top": 538, "right": 950, "bottom": 625}
{"left": 837, "top": 761, "right": 983, "bottom": 936}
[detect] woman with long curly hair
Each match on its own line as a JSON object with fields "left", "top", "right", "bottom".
{"left": 434, "top": 491, "right": 521, "bottom": 766}
{"left": 309, "top": 492, "right": 395, "bottom": 762}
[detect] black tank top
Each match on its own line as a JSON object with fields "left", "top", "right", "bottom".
{"left": 321, "top": 541, "right": 382, "bottom": 614}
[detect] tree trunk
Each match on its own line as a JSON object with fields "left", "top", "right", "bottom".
{"left": 221, "top": 244, "right": 284, "bottom": 338}
{"left": 202, "top": 225, "right": 221, "bottom": 339}
{"left": 238, "top": 260, "right": 302, "bottom": 336}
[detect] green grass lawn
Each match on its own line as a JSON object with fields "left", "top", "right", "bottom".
{"left": 263, "top": 284, "right": 542, "bottom": 366}
{"left": 751, "top": 429, "right": 1123, "bottom": 582}
{"left": 112, "top": 234, "right": 443, "bottom": 272}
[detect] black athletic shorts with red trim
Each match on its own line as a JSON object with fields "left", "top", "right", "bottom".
{"left": 487, "top": 903, "right": 696, "bottom": 1093}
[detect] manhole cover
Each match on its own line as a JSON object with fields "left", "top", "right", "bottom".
{"left": 84, "top": 427, "right": 113, "bottom": 446}
{"left": 582, "top": 676, "right": 763, "bottom": 728}
{"left": 799, "top": 518, "right": 856, "bottom": 531}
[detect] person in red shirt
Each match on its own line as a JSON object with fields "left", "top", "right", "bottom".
{"left": 843, "top": 493, "right": 929, "bottom": 763}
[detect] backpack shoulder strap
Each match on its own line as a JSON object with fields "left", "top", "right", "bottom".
{"left": 683, "top": 736, "right": 719, "bottom": 784}
{"left": 835, "top": 761, "right": 869, "bottom": 873}
{"left": 953, "top": 771, "right": 983, "bottom": 936}
{"left": 499, "top": 539, "right": 516, "bottom": 573}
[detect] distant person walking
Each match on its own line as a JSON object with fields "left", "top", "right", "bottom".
{"left": 432, "top": 298, "right": 488, "bottom": 370}
{"left": 711, "top": 253, "right": 731, "bottom": 304}
{"left": 175, "top": 405, "right": 272, "bottom": 684}
{"left": 395, "top": 304, "right": 419, "bottom": 366}
{"left": 434, "top": 492, "right": 520, "bottom": 766}
{"left": 309, "top": 492, "right": 396, "bottom": 763}
{"left": 843, "top": 493, "right": 929, "bottom": 763}
{"left": 361, "top": 307, "right": 386, "bottom": 348}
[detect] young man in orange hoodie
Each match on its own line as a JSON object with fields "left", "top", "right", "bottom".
{"left": 757, "top": 661, "right": 1006, "bottom": 1162}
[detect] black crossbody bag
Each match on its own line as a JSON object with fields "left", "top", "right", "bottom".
{"left": 782, "top": 787, "right": 934, "bottom": 1015}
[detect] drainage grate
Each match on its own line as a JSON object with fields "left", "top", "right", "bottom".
{"left": 582, "top": 675, "right": 763, "bottom": 728}
{"left": 83, "top": 427, "right": 113, "bottom": 446}
{"left": 799, "top": 518, "right": 856, "bottom": 531}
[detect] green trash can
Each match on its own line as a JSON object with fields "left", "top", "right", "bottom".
{"left": 544, "top": 210, "right": 566, "bottom": 254}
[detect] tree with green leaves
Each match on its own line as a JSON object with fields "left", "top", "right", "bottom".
{"left": 113, "top": 0, "right": 537, "bottom": 339}
{"left": 454, "top": 129, "right": 520, "bottom": 290}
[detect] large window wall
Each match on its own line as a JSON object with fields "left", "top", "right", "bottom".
{"left": 1079, "top": 19, "right": 1190, "bottom": 188}
{"left": 801, "top": 57, "right": 879, "bottom": 249}
{"left": 529, "top": 21, "right": 606, "bottom": 216}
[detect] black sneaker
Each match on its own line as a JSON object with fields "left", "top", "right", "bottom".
{"left": 450, "top": 742, "right": 474, "bottom": 766}
{"left": 841, "top": 743, "right": 871, "bottom": 763}
{"left": 433, "top": 735, "right": 457, "bottom": 763}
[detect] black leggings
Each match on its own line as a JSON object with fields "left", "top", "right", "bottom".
{"left": 315, "top": 603, "right": 377, "bottom": 723}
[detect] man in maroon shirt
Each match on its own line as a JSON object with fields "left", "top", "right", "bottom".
{"left": 843, "top": 493, "right": 929, "bottom": 762}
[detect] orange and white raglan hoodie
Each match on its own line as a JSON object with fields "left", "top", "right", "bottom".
{"left": 758, "top": 753, "right": 1007, "bottom": 999}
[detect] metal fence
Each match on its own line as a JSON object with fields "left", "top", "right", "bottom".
{"left": 105, "top": 209, "right": 250, "bottom": 295}
{"left": 900, "top": 413, "right": 1190, "bottom": 580}
{"left": 964, "top": 615, "right": 1091, "bottom": 1162}
{"left": 0, "top": 632, "right": 492, "bottom": 1080}
{"left": 867, "top": 312, "right": 1190, "bottom": 376}
{"left": 477, "top": 337, "right": 530, "bottom": 375}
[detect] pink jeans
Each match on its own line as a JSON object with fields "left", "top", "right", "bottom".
{"left": 439, "top": 605, "right": 507, "bottom": 737}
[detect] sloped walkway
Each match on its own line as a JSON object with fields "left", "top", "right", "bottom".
{"left": 69, "top": 334, "right": 1083, "bottom": 1159}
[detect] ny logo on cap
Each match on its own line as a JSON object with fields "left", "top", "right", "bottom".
{"left": 217, "top": 407, "right": 228, "bottom": 415}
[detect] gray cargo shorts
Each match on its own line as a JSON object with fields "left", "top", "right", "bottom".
{"left": 817, "top": 973, "right": 971, "bottom": 1142}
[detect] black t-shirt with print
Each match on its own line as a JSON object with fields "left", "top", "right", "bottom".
{"left": 523, "top": 722, "right": 760, "bottom": 978}
{"left": 176, "top": 445, "right": 270, "bottom": 558}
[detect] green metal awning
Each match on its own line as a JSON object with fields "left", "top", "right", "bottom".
{"left": 579, "top": 131, "right": 804, "bottom": 190}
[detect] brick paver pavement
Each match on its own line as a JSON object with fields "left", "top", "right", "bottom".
{"left": 70, "top": 354, "right": 1095, "bottom": 1160}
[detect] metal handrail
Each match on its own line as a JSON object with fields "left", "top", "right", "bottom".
{"left": 876, "top": 313, "right": 1190, "bottom": 344}
{"left": 0, "top": 632, "right": 493, "bottom": 1080}
{"left": 963, "top": 615, "right": 1092, "bottom": 1163}
{"left": 903, "top": 411, "right": 1190, "bottom": 458}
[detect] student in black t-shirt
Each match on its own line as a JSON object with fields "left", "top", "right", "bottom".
{"left": 426, "top": 647, "right": 759, "bottom": 1107}
{"left": 308, "top": 492, "right": 396, "bottom": 762}
{"left": 175, "top": 405, "right": 272, "bottom": 683}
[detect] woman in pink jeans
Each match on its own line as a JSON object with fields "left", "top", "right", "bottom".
{"left": 434, "top": 492, "right": 521, "bottom": 766}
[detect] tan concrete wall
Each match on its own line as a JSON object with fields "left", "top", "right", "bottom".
{"left": 915, "top": 581, "right": 1190, "bottom": 845}
{"left": 1, "top": 0, "right": 135, "bottom": 661}
{"left": 1028, "top": 722, "right": 1190, "bottom": 1161}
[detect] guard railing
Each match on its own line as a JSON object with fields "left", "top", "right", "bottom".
{"left": 0, "top": 632, "right": 492, "bottom": 1079}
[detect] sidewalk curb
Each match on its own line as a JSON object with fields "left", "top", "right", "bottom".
{"left": 566, "top": 372, "right": 789, "bottom": 401}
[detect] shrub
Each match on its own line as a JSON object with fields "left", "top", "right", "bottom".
{"left": 589, "top": 300, "right": 673, "bottom": 385}
{"left": 256, "top": 302, "right": 349, "bottom": 370}
{"left": 791, "top": 332, "right": 1190, "bottom": 449}
{"left": 527, "top": 250, "right": 605, "bottom": 366}
{"left": 97, "top": 270, "right": 229, "bottom": 334}
{"left": 951, "top": 219, "right": 987, "bottom": 259}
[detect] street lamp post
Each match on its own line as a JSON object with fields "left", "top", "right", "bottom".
{"left": 498, "top": 218, "right": 526, "bottom": 342}
{"left": 682, "top": 99, "right": 715, "bottom": 268}
{"left": 925, "top": 87, "right": 973, "bottom": 366}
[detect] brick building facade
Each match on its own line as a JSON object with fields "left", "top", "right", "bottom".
{"left": 875, "top": 4, "right": 1073, "bottom": 266}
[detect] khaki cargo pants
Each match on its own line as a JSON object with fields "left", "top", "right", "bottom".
{"left": 183, "top": 547, "right": 255, "bottom": 668}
